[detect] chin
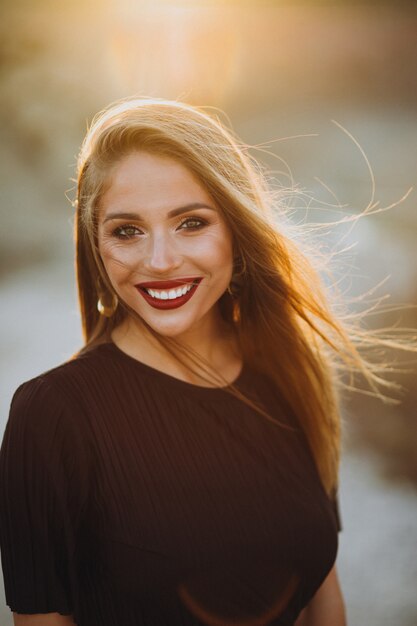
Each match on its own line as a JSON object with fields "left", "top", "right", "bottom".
{"left": 135, "top": 314, "right": 197, "bottom": 339}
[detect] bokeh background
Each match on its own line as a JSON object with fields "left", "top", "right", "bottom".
{"left": 1, "top": 1, "right": 416, "bottom": 624}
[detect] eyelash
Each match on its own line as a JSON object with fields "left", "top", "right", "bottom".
{"left": 112, "top": 216, "right": 208, "bottom": 240}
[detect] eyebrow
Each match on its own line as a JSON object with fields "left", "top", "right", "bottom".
{"left": 102, "top": 202, "right": 217, "bottom": 224}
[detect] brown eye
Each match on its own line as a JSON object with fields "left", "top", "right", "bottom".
{"left": 113, "top": 225, "right": 142, "bottom": 239}
{"left": 177, "top": 217, "right": 207, "bottom": 231}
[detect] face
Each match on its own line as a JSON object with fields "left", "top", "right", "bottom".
{"left": 97, "top": 151, "right": 234, "bottom": 341}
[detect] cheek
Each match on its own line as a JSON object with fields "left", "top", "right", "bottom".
{"left": 99, "top": 240, "right": 139, "bottom": 280}
{"left": 211, "top": 232, "right": 234, "bottom": 277}
{"left": 196, "top": 228, "right": 234, "bottom": 271}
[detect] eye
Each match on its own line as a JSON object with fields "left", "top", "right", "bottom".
{"left": 110, "top": 216, "right": 208, "bottom": 239}
{"left": 112, "top": 224, "right": 142, "bottom": 239}
{"left": 177, "top": 216, "right": 208, "bottom": 231}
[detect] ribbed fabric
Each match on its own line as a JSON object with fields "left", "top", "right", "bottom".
{"left": 0, "top": 342, "right": 339, "bottom": 626}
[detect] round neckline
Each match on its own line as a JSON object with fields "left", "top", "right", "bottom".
{"left": 98, "top": 341, "right": 247, "bottom": 396}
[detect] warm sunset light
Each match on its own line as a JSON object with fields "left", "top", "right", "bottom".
{"left": 107, "top": 4, "right": 241, "bottom": 103}
{"left": 1, "top": 2, "right": 417, "bottom": 625}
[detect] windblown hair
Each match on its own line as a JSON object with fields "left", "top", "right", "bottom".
{"left": 75, "top": 96, "right": 407, "bottom": 496}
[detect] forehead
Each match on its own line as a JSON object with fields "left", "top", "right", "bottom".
{"left": 100, "top": 151, "right": 214, "bottom": 215}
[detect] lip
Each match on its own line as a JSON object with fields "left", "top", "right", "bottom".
{"left": 135, "top": 277, "right": 202, "bottom": 310}
{"left": 135, "top": 276, "right": 202, "bottom": 289}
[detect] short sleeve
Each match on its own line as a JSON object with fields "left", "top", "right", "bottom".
{"left": 0, "top": 376, "right": 91, "bottom": 615}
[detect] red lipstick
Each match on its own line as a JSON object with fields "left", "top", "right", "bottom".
{"left": 137, "top": 277, "right": 200, "bottom": 289}
{"left": 135, "top": 277, "right": 202, "bottom": 310}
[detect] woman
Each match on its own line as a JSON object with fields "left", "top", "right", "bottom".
{"left": 0, "top": 97, "right": 350, "bottom": 625}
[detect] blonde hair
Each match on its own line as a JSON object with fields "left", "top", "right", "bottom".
{"left": 75, "top": 96, "right": 412, "bottom": 496}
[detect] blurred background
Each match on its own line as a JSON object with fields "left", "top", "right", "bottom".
{"left": 0, "top": 0, "right": 416, "bottom": 624}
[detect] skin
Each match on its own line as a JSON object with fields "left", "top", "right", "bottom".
{"left": 295, "top": 565, "right": 347, "bottom": 625}
{"left": 13, "top": 151, "right": 346, "bottom": 625}
{"left": 98, "top": 150, "right": 241, "bottom": 384}
{"left": 13, "top": 614, "right": 76, "bottom": 625}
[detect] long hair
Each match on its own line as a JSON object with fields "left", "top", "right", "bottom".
{"left": 74, "top": 96, "right": 410, "bottom": 496}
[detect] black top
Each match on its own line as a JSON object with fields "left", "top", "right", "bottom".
{"left": 0, "top": 342, "right": 340, "bottom": 626}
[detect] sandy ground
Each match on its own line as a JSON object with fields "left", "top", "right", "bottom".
{"left": 0, "top": 258, "right": 416, "bottom": 626}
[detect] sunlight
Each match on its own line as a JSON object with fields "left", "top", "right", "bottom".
{"left": 107, "top": 2, "right": 241, "bottom": 103}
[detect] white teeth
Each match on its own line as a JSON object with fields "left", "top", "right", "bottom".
{"left": 144, "top": 283, "right": 194, "bottom": 300}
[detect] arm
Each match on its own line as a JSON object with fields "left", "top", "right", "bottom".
{"left": 0, "top": 380, "right": 90, "bottom": 625}
{"left": 295, "top": 565, "right": 346, "bottom": 626}
{"left": 13, "top": 613, "right": 77, "bottom": 626}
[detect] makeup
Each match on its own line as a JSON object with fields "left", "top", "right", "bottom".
{"left": 135, "top": 277, "right": 202, "bottom": 310}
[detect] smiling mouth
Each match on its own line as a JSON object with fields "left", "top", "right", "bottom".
{"left": 135, "top": 278, "right": 202, "bottom": 309}
{"left": 139, "top": 279, "right": 200, "bottom": 300}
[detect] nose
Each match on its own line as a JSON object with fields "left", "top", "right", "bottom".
{"left": 142, "top": 231, "right": 182, "bottom": 275}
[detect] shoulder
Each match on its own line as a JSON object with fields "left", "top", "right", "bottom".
{"left": 1, "top": 349, "right": 117, "bottom": 481}
{"left": 6, "top": 344, "right": 114, "bottom": 445}
{"left": 11, "top": 343, "right": 111, "bottom": 409}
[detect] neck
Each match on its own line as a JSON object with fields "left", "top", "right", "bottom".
{"left": 111, "top": 310, "right": 241, "bottom": 385}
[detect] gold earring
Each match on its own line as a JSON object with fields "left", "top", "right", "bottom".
{"left": 226, "top": 283, "right": 241, "bottom": 323}
{"left": 231, "top": 299, "right": 240, "bottom": 324}
{"left": 226, "top": 255, "right": 246, "bottom": 322}
{"left": 97, "top": 292, "right": 119, "bottom": 317}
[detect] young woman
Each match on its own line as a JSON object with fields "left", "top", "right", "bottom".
{"left": 0, "top": 97, "right": 355, "bottom": 625}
